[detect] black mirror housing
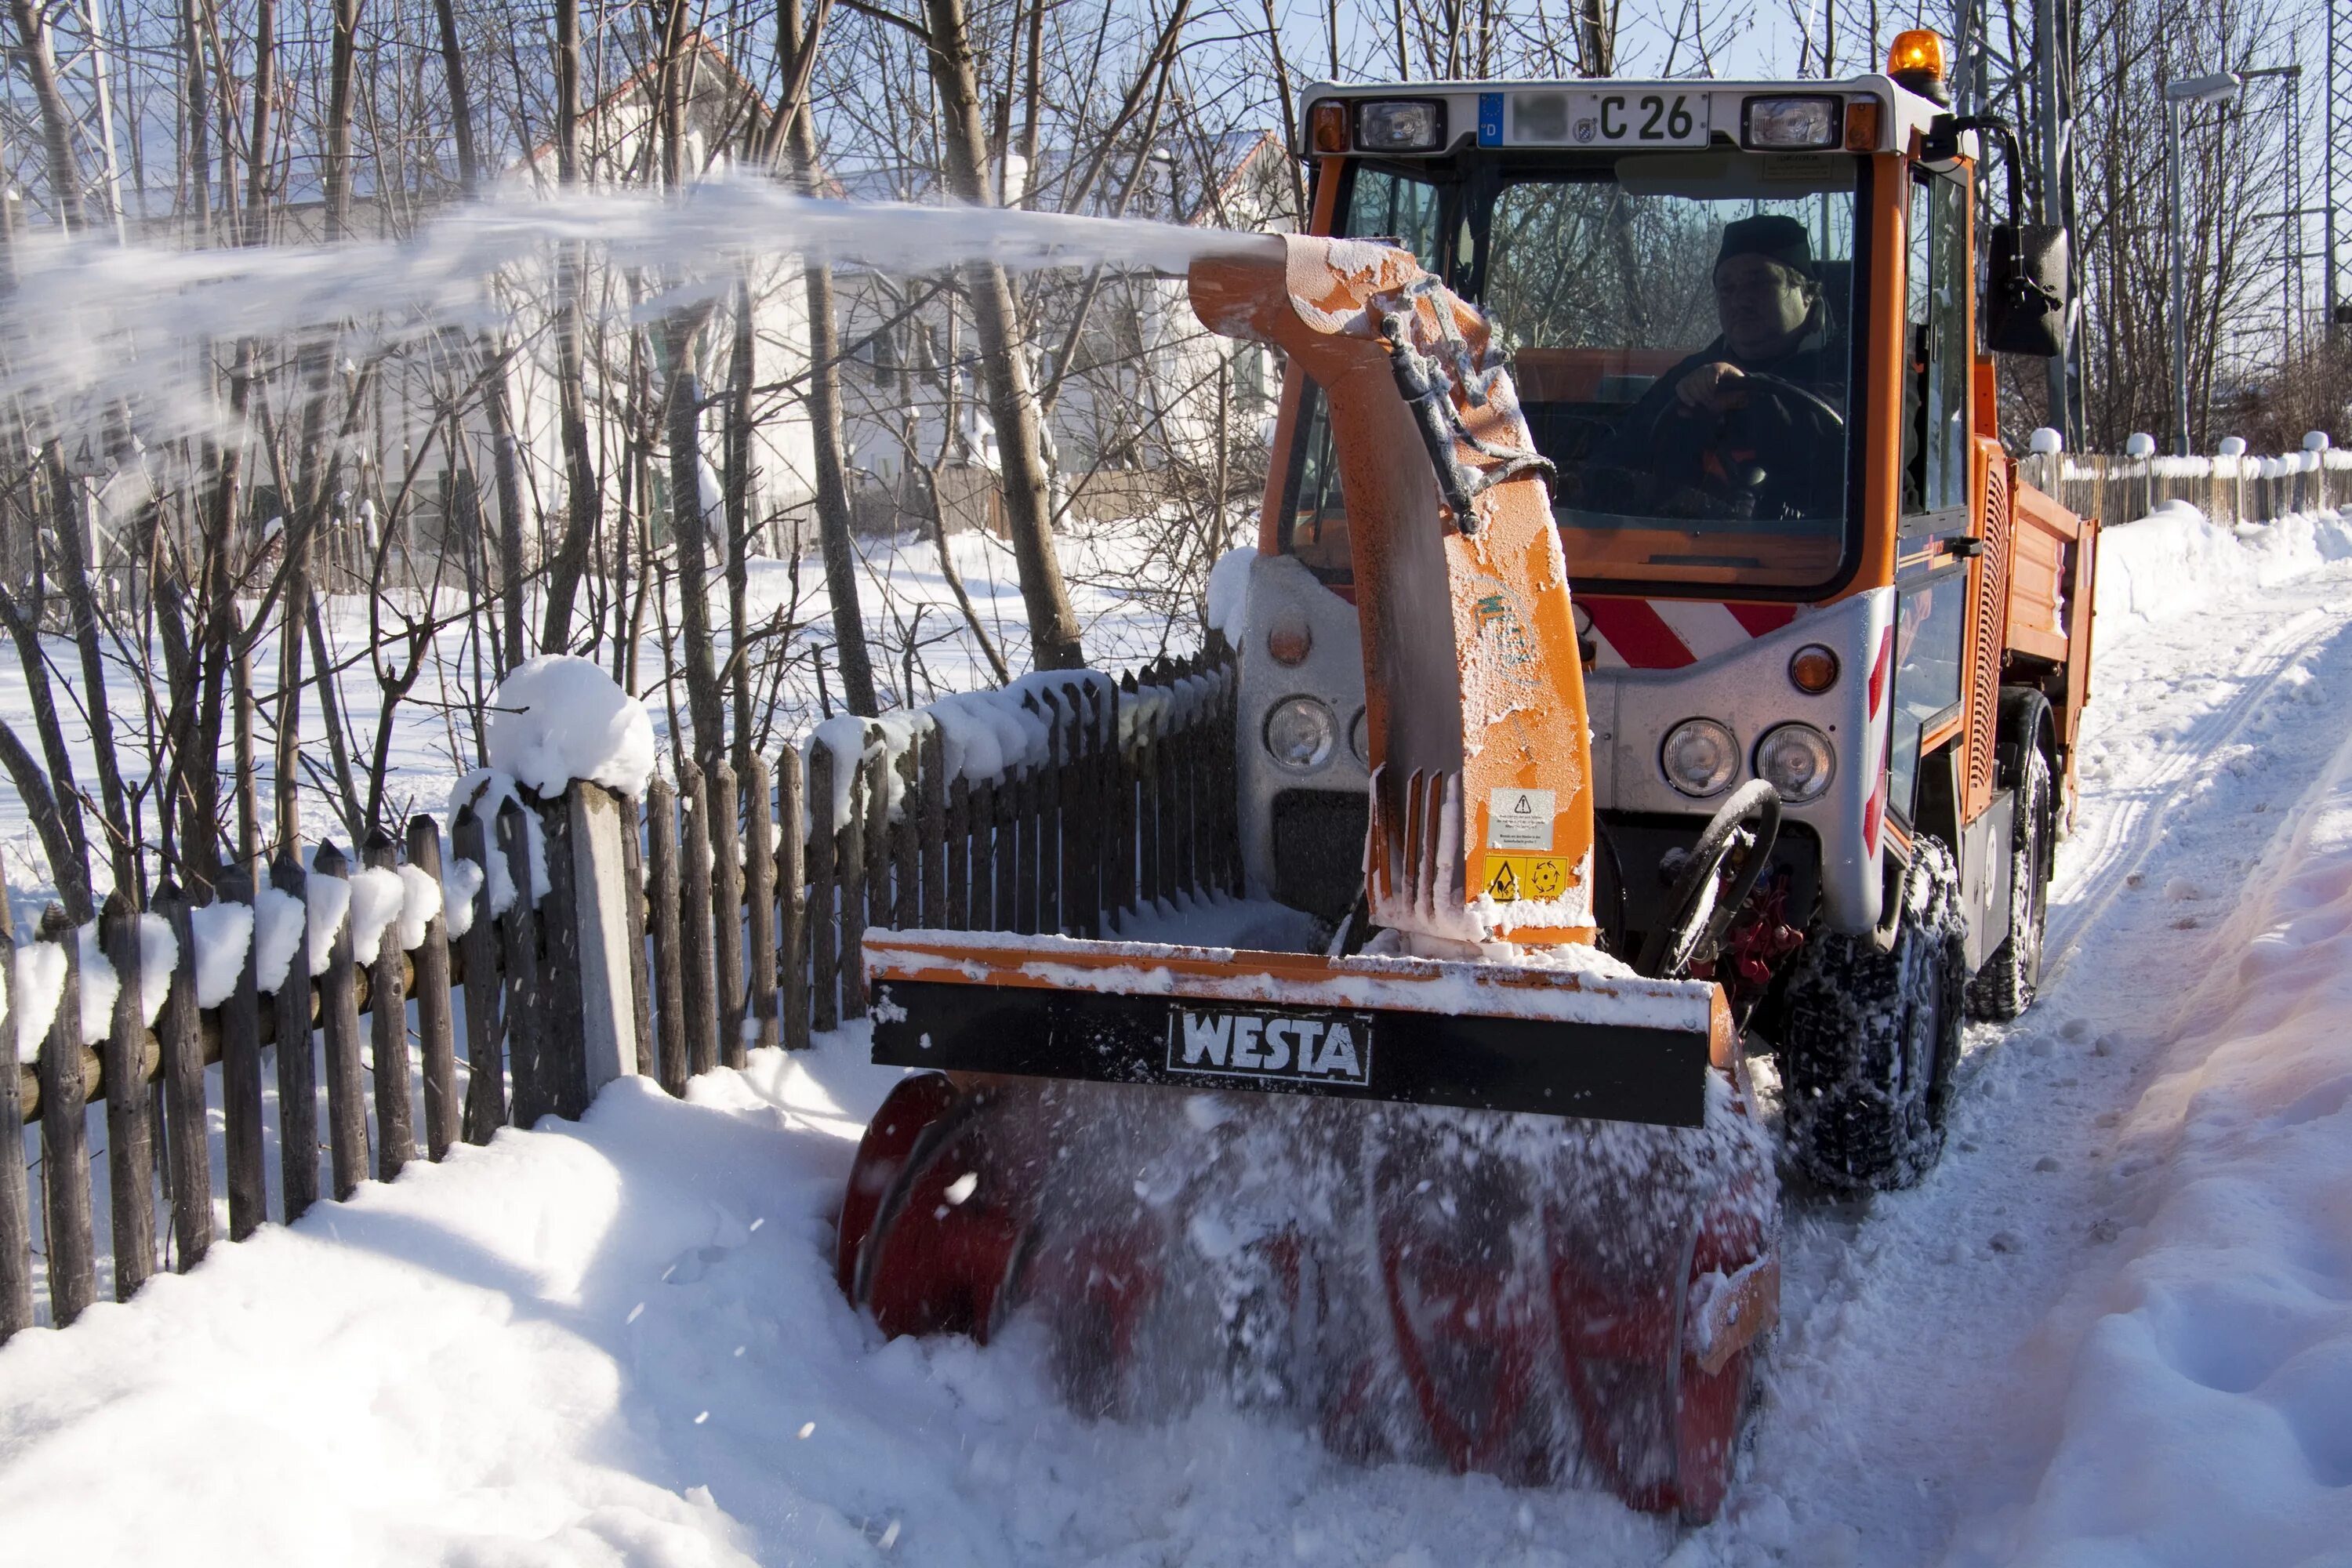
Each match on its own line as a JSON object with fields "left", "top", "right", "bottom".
{"left": 1986, "top": 221, "right": 2068, "bottom": 358}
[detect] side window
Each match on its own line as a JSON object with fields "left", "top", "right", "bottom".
{"left": 1345, "top": 165, "right": 1444, "bottom": 274}
{"left": 1284, "top": 165, "right": 1443, "bottom": 580}
{"left": 1887, "top": 575, "right": 1968, "bottom": 820}
{"left": 1901, "top": 172, "right": 1971, "bottom": 521}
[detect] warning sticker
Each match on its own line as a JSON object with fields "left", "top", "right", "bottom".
{"left": 1487, "top": 788, "right": 1556, "bottom": 851}
{"left": 1483, "top": 855, "right": 1576, "bottom": 902}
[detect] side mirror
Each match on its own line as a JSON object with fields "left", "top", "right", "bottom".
{"left": 1985, "top": 221, "right": 2068, "bottom": 358}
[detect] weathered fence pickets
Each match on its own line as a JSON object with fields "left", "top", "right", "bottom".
{"left": 2018, "top": 448, "right": 2352, "bottom": 531}
{"left": 0, "top": 644, "right": 1239, "bottom": 1341}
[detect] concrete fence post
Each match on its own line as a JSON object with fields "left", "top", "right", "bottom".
{"left": 561, "top": 781, "right": 644, "bottom": 1104}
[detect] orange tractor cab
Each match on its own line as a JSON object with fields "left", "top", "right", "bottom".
{"left": 834, "top": 37, "right": 2094, "bottom": 1523}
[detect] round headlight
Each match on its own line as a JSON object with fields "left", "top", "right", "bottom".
{"left": 1661, "top": 719, "right": 1740, "bottom": 798}
{"left": 1755, "top": 723, "right": 1835, "bottom": 802}
{"left": 1348, "top": 707, "right": 1370, "bottom": 764}
{"left": 1265, "top": 696, "right": 1338, "bottom": 772}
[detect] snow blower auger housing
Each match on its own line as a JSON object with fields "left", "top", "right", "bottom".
{"left": 837, "top": 234, "right": 1784, "bottom": 1523}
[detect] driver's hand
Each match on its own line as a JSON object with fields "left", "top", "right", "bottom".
{"left": 1675, "top": 361, "right": 1748, "bottom": 413}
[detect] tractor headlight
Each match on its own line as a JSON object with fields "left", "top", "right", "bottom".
{"left": 1755, "top": 723, "right": 1835, "bottom": 802}
{"left": 1265, "top": 696, "right": 1338, "bottom": 772}
{"left": 1661, "top": 719, "right": 1740, "bottom": 798}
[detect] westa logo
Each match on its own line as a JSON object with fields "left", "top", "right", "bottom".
{"left": 1166, "top": 1005, "right": 1374, "bottom": 1087}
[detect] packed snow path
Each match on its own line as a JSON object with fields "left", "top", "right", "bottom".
{"left": 7, "top": 533, "right": 2352, "bottom": 1565}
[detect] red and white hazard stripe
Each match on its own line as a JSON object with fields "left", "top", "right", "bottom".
{"left": 1580, "top": 597, "right": 1798, "bottom": 670}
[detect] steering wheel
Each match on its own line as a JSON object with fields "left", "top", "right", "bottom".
{"left": 1634, "top": 370, "right": 1846, "bottom": 518}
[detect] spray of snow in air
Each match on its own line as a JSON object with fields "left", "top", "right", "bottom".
{"left": 0, "top": 174, "right": 1275, "bottom": 450}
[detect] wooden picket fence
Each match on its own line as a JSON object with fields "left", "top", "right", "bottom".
{"left": 0, "top": 644, "right": 1239, "bottom": 1340}
{"left": 2018, "top": 448, "right": 2352, "bottom": 529}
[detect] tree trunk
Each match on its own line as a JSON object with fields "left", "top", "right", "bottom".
{"left": 324, "top": 0, "right": 361, "bottom": 241}
{"left": 6, "top": 0, "right": 86, "bottom": 232}
{"left": 243, "top": 0, "right": 274, "bottom": 245}
{"left": 537, "top": 0, "right": 602, "bottom": 657}
{"left": 664, "top": 327, "right": 728, "bottom": 762}
{"left": 920, "top": 0, "right": 1085, "bottom": 671}
{"left": 779, "top": 0, "right": 878, "bottom": 715}
{"left": 725, "top": 275, "right": 756, "bottom": 768}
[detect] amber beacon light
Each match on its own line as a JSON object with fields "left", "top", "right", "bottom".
{"left": 1887, "top": 30, "right": 1950, "bottom": 100}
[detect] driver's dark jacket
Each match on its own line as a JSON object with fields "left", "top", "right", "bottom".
{"left": 1584, "top": 319, "right": 1848, "bottom": 521}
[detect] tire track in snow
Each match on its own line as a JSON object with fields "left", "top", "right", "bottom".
{"left": 1722, "top": 566, "right": 2352, "bottom": 1567}
{"left": 2038, "top": 602, "right": 2337, "bottom": 995}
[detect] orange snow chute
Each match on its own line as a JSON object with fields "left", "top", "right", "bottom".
{"left": 1192, "top": 236, "right": 1600, "bottom": 947}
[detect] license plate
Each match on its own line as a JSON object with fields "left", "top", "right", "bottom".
{"left": 1505, "top": 88, "right": 1711, "bottom": 148}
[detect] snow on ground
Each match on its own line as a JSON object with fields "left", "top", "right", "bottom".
{"left": 9, "top": 503, "right": 2352, "bottom": 1564}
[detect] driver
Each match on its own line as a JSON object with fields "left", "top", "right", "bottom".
{"left": 1588, "top": 214, "right": 1847, "bottom": 520}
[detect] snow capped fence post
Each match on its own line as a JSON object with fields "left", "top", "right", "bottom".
{"left": 38, "top": 904, "right": 96, "bottom": 1327}
{"left": 455, "top": 808, "right": 506, "bottom": 1145}
{"left": 1114, "top": 673, "right": 1138, "bottom": 924}
{"left": 891, "top": 744, "right": 918, "bottom": 930}
{"left": 363, "top": 831, "right": 414, "bottom": 1183}
{"left": 102, "top": 891, "right": 158, "bottom": 1301}
{"left": 743, "top": 756, "right": 779, "bottom": 1056}
{"left": 549, "top": 782, "right": 645, "bottom": 1113}
{"left": 0, "top": 869, "right": 33, "bottom": 1342}
{"left": 312, "top": 841, "right": 372, "bottom": 1202}
{"left": 920, "top": 727, "right": 948, "bottom": 928}
{"left": 1036, "top": 692, "right": 1063, "bottom": 936}
{"left": 777, "top": 747, "right": 809, "bottom": 1053}
{"left": 216, "top": 868, "right": 268, "bottom": 1238}
{"left": 709, "top": 760, "right": 748, "bottom": 1073}
{"left": 619, "top": 801, "right": 655, "bottom": 1080}
{"left": 990, "top": 771, "right": 1016, "bottom": 931}
{"left": 862, "top": 735, "right": 890, "bottom": 942}
{"left": 645, "top": 776, "right": 689, "bottom": 1098}
{"left": 535, "top": 791, "right": 586, "bottom": 1124}
{"left": 155, "top": 884, "right": 212, "bottom": 1272}
{"left": 807, "top": 745, "right": 839, "bottom": 1036}
{"left": 403, "top": 817, "right": 459, "bottom": 1160}
{"left": 678, "top": 760, "right": 721, "bottom": 1079}
{"left": 1014, "top": 749, "right": 1041, "bottom": 936}
{"left": 271, "top": 846, "right": 321, "bottom": 1221}
{"left": 947, "top": 771, "right": 972, "bottom": 931}
{"left": 853, "top": 742, "right": 884, "bottom": 1018}
{"left": 495, "top": 800, "right": 548, "bottom": 1129}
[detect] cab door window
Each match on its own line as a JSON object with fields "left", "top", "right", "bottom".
{"left": 1901, "top": 172, "right": 1971, "bottom": 524}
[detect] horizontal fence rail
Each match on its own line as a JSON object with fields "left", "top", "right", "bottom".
{"left": 0, "top": 642, "right": 1238, "bottom": 1340}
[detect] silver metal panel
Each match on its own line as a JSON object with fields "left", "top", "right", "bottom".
{"left": 1587, "top": 588, "right": 1895, "bottom": 933}
{"left": 1232, "top": 555, "right": 1373, "bottom": 903}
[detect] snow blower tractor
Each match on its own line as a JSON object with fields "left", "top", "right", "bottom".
{"left": 837, "top": 41, "right": 2096, "bottom": 1523}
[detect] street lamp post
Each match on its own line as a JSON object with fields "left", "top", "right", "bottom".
{"left": 2164, "top": 71, "right": 2245, "bottom": 457}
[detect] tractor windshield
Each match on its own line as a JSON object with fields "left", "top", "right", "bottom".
{"left": 1285, "top": 149, "right": 1867, "bottom": 597}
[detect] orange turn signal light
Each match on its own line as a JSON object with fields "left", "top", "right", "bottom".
{"left": 1309, "top": 100, "right": 1349, "bottom": 154}
{"left": 1843, "top": 99, "right": 1882, "bottom": 150}
{"left": 1789, "top": 644, "right": 1841, "bottom": 694}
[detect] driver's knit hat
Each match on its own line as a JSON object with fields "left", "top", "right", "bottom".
{"left": 1715, "top": 215, "right": 1815, "bottom": 279}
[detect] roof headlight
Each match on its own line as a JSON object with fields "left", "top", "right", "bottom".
{"left": 1755, "top": 723, "right": 1836, "bottom": 803}
{"left": 1356, "top": 99, "right": 1445, "bottom": 153}
{"left": 1742, "top": 96, "right": 1840, "bottom": 150}
{"left": 1661, "top": 719, "right": 1740, "bottom": 799}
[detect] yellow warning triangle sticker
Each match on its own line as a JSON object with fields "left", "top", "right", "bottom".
{"left": 1486, "top": 861, "right": 1519, "bottom": 900}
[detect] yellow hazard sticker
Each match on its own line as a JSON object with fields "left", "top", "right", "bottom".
{"left": 1483, "top": 855, "right": 1576, "bottom": 902}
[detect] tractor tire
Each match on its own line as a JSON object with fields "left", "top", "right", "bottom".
{"left": 1777, "top": 837, "right": 1969, "bottom": 1192}
{"left": 1967, "top": 744, "right": 2053, "bottom": 1022}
